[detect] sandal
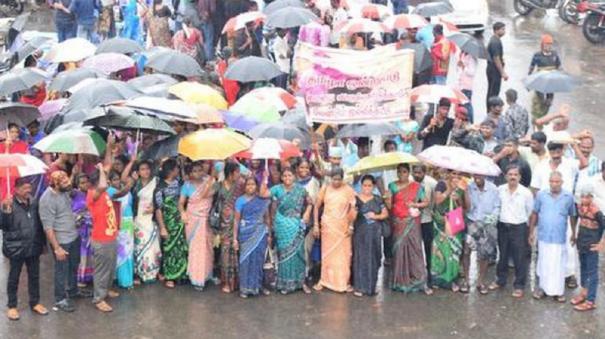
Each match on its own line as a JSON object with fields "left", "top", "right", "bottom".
{"left": 302, "top": 284, "right": 312, "bottom": 294}
{"left": 459, "top": 280, "right": 469, "bottom": 294}
{"left": 95, "top": 301, "right": 113, "bottom": 313}
{"left": 554, "top": 295, "right": 566, "bottom": 303}
{"left": 532, "top": 289, "right": 546, "bottom": 300}
{"left": 313, "top": 283, "right": 323, "bottom": 291}
{"left": 31, "top": 304, "right": 49, "bottom": 316}
{"left": 574, "top": 301, "right": 596, "bottom": 312}
{"left": 107, "top": 290, "right": 120, "bottom": 298}
{"left": 570, "top": 291, "right": 588, "bottom": 305}
{"left": 451, "top": 283, "right": 460, "bottom": 293}
{"left": 512, "top": 290, "right": 524, "bottom": 298}
{"left": 221, "top": 286, "right": 232, "bottom": 294}
{"left": 345, "top": 286, "right": 354, "bottom": 293}
{"left": 239, "top": 293, "right": 248, "bottom": 299}
{"left": 477, "top": 284, "right": 488, "bottom": 295}
{"left": 424, "top": 287, "right": 434, "bottom": 296}
{"left": 262, "top": 289, "right": 271, "bottom": 296}
{"left": 134, "top": 279, "right": 141, "bottom": 286}
{"left": 164, "top": 281, "right": 175, "bottom": 289}
{"left": 488, "top": 282, "right": 502, "bottom": 291}
{"left": 353, "top": 291, "right": 363, "bottom": 297}
{"left": 566, "top": 276, "right": 578, "bottom": 289}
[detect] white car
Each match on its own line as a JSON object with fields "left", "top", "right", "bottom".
{"left": 441, "top": 0, "right": 489, "bottom": 35}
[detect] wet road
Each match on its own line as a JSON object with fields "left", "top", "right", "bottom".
{"left": 3, "top": 2, "right": 605, "bottom": 339}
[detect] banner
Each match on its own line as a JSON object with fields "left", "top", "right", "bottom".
{"left": 295, "top": 43, "right": 414, "bottom": 124}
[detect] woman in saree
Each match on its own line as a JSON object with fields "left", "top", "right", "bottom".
{"left": 172, "top": 18, "right": 204, "bottom": 67}
{"left": 215, "top": 162, "right": 246, "bottom": 293}
{"left": 142, "top": 0, "right": 173, "bottom": 48}
{"left": 73, "top": 174, "right": 94, "bottom": 286}
{"left": 431, "top": 169, "right": 467, "bottom": 292}
{"left": 386, "top": 164, "right": 430, "bottom": 294}
{"left": 178, "top": 161, "right": 216, "bottom": 290}
{"left": 154, "top": 159, "right": 188, "bottom": 288}
{"left": 271, "top": 167, "right": 313, "bottom": 295}
{"left": 108, "top": 165, "right": 136, "bottom": 289}
{"left": 233, "top": 177, "right": 271, "bottom": 298}
{"left": 133, "top": 160, "right": 161, "bottom": 284}
{"left": 313, "top": 167, "right": 357, "bottom": 293}
{"left": 352, "top": 175, "right": 388, "bottom": 297}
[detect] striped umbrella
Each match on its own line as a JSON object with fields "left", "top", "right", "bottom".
{"left": 222, "top": 11, "right": 266, "bottom": 34}
{"left": 335, "top": 18, "right": 389, "bottom": 35}
{"left": 34, "top": 128, "right": 106, "bottom": 156}
{"left": 384, "top": 14, "right": 428, "bottom": 30}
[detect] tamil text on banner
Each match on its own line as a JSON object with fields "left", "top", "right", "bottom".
{"left": 295, "top": 43, "right": 414, "bottom": 124}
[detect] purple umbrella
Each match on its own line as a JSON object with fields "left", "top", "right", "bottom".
{"left": 222, "top": 111, "right": 260, "bottom": 133}
{"left": 38, "top": 99, "right": 68, "bottom": 121}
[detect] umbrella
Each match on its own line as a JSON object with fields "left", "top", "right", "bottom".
{"left": 448, "top": 33, "right": 487, "bottom": 59}
{"left": 410, "top": 84, "right": 469, "bottom": 104}
{"left": 48, "top": 68, "right": 103, "bottom": 92}
{"left": 178, "top": 128, "right": 251, "bottom": 160}
{"left": 193, "top": 103, "right": 224, "bottom": 124}
{"left": 236, "top": 138, "right": 301, "bottom": 160}
{"left": 81, "top": 53, "right": 135, "bottom": 75}
{"left": 34, "top": 128, "right": 106, "bottom": 156}
{"left": 222, "top": 11, "right": 266, "bottom": 34}
{"left": 222, "top": 111, "right": 260, "bottom": 132}
{"left": 281, "top": 107, "right": 307, "bottom": 129}
{"left": 264, "top": 0, "right": 305, "bottom": 14}
{"left": 225, "top": 56, "right": 282, "bottom": 82}
{"left": 127, "top": 74, "right": 178, "bottom": 89}
{"left": 0, "top": 102, "right": 39, "bottom": 130}
{"left": 169, "top": 82, "right": 228, "bottom": 109}
{"left": 347, "top": 152, "right": 419, "bottom": 175}
{"left": 384, "top": 14, "right": 428, "bottom": 30}
{"left": 523, "top": 70, "right": 581, "bottom": 93}
{"left": 249, "top": 122, "right": 310, "bottom": 146}
{"left": 266, "top": 7, "right": 319, "bottom": 28}
{"left": 439, "top": 18, "right": 460, "bottom": 36}
{"left": 142, "top": 135, "right": 182, "bottom": 160}
{"left": 96, "top": 37, "right": 143, "bottom": 55}
{"left": 44, "top": 38, "right": 96, "bottom": 63}
{"left": 84, "top": 107, "right": 176, "bottom": 134}
{"left": 413, "top": 1, "right": 454, "bottom": 17}
{"left": 417, "top": 145, "right": 501, "bottom": 176}
{"left": 0, "top": 68, "right": 48, "bottom": 96}
{"left": 237, "top": 87, "right": 297, "bottom": 111}
{"left": 124, "top": 96, "right": 198, "bottom": 120}
{"left": 63, "top": 79, "right": 140, "bottom": 113}
{"left": 17, "top": 36, "right": 53, "bottom": 62}
{"left": 335, "top": 18, "right": 390, "bottom": 35}
{"left": 360, "top": 4, "right": 393, "bottom": 20}
{"left": 146, "top": 50, "right": 204, "bottom": 77}
{"left": 336, "top": 123, "right": 404, "bottom": 138}
{"left": 38, "top": 98, "right": 68, "bottom": 121}
{"left": 230, "top": 98, "right": 282, "bottom": 123}
{"left": 0, "top": 154, "right": 48, "bottom": 179}
{"left": 403, "top": 43, "right": 432, "bottom": 73}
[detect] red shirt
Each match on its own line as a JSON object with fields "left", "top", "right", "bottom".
{"left": 430, "top": 36, "right": 455, "bottom": 77}
{"left": 86, "top": 190, "right": 119, "bottom": 243}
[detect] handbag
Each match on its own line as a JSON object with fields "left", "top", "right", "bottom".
{"left": 262, "top": 247, "right": 276, "bottom": 289}
{"left": 208, "top": 191, "right": 222, "bottom": 231}
{"left": 445, "top": 199, "right": 465, "bottom": 236}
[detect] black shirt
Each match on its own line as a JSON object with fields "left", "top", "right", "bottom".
{"left": 487, "top": 35, "right": 503, "bottom": 74}
{"left": 496, "top": 156, "right": 532, "bottom": 188}
{"left": 417, "top": 114, "right": 454, "bottom": 150}
{"left": 530, "top": 51, "right": 561, "bottom": 71}
{"left": 0, "top": 199, "right": 45, "bottom": 259}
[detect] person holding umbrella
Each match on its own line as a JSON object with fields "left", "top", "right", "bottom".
{"left": 417, "top": 98, "right": 455, "bottom": 150}
{"left": 528, "top": 34, "right": 562, "bottom": 125}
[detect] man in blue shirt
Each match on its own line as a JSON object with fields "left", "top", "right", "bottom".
{"left": 67, "top": 0, "right": 98, "bottom": 42}
{"left": 461, "top": 174, "right": 500, "bottom": 294}
{"left": 530, "top": 171, "right": 577, "bottom": 301}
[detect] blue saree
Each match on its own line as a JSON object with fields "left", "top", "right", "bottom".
{"left": 237, "top": 196, "right": 270, "bottom": 296}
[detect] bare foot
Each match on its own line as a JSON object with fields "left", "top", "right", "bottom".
{"left": 313, "top": 283, "right": 323, "bottom": 291}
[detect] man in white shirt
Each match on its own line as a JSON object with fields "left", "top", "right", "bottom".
{"left": 490, "top": 165, "right": 534, "bottom": 298}
{"left": 518, "top": 131, "right": 549, "bottom": 173}
{"left": 272, "top": 28, "right": 291, "bottom": 90}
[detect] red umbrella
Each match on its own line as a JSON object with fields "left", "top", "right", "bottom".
{"left": 0, "top": 153, "right": 48, "bottom": 193}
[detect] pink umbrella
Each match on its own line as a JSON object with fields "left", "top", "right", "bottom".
{"left": 81, "top": 52, "right": 135, "bottom": 75}
{"left": 38, "top": 99, "right": 68, "bottom": 121}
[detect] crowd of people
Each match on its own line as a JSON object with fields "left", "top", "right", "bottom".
{"left": 1, "top": 0, "right": 604, "bottom": 324}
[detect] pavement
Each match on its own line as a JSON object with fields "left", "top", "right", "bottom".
{"left": 2, "top": 2, "right": 605, "bottom": 339}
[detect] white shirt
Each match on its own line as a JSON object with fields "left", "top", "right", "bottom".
{"left": 518, "top": 146, "right": 549, "bottom": 173}
{"left": 418, "top": 175, "right": 437, "bottom": 224}
{"left": 530, "top": 157, "right": 579, "bottom": 193}
{"left": 588, "top": 175, "right": 605, "bottom": 211}
{"left": 498, "top": 184, "right": 534, "bottom": 224}
{"left": 272, "top": 35, "right": 290, "bottom": 73}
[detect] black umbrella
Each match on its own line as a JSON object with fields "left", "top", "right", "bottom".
{"left": 225, "top": 56, "right": 282, "bottom": 82}
{"left": 146, "top": 50, "right": 205, "bottom": 77}
{"left": 84, "top": 106, "right": 175, "bottom": 134}
{"left": 523, "top": 70, "right": 581, "bottom": 93}
{"left": 0, "top": 102, "right": 39, "bottom": 130}
{"left": 266, "top": 7, "right": 319, "bottom": 28}
{"left": 17, "top": 36, "right": 53, "bottom": 62}
{"left": 49, "top": 68, "right": 103, "bottom": 92}
{"left": 63, "top": 78, "right": 140, "bottom": 113}
{"left": 413, "top": 1, "right": 454, "bottom": 17}
{"left": 403, "top": 43, "right": 432, "bottom": 73}
{"left": 264, "top": 0, "right": 305, "bottom": 15}
{"left": 249, "top": 122, "right": 311, "bottom": 148}
{"left": 0, "top": 67, "right": 48, "bottom": 96}
{"left": 96, "top": 37, "right": 144, "bottom": 55}
{"left": 142, "top": 135, "right": 182, "bottom": 160}
{"left": 448, "top": 33, "right": 488, "bottom": 59}
{"left": 336, "top": 123, "right": 404, "bottom": 138}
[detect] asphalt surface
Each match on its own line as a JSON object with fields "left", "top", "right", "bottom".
{"left": 2, "top": 2, "right": 605, "bottom": 339}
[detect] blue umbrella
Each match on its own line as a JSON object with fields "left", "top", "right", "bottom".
{"left": 222, "top": 111, "right": 260, "bottom": 132}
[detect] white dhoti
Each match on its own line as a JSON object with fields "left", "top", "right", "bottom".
{"left": 565, "top": 223, "right": 579, "bottom": 277}
{"left": 537, "top": 241, "right": 567, "bottom": 296}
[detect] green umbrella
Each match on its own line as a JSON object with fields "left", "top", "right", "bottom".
{"left": 33, "top": 128, "right": 106, "bottom": 156}
{"left": 84, "top": 106, "right": 176, "bottom": 135}
{"left": 230, "top": 96, "right": 281, "bottom": 123}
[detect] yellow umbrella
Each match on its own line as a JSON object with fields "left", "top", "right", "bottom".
{"left": 169, "top": 82, "right": 228, "bottom": 109}
{"left": 346, "top": 152, "right": 419, "bottom": 175}
{"left": 178, "top": 128, "right": 251, "bottom": 160}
